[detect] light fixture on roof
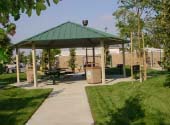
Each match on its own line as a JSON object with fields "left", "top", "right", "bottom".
{"left": 104, "top": 27, "right": 108, "bottom": 32}
{"left": 82, "top": 20, "right": 88, "bottom": 26}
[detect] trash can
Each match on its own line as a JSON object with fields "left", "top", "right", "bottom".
{"left": 117, "top": 64, "right": 123, "bottom": 74}
{"left": 86, "top": 66, "right": 101, "bottom": 84}
{"left": 26, "top": 65, "right": 33, "bottom": 83}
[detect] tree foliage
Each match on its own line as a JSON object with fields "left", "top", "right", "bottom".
{"left": 20, "top": 51, "right": 27, "bottom": 64}
{"left": 27, "top": 51, "right": 33, "bottom": 65}
{"left": 113, "top": 0, "right": 152, "bottom": 38}
{"left": 50, "top": 49, "right": 61, "bottom": 66}
{"left": 0, "top": 0, "right": 60, "bottom": 62}
{"left": 41, "top": 49, "right": 61, "bottom": 70}
{"left": 0, "top": 0, "right": 59, "bottom": 22}
{"left": 105, "top": 45, "right": 111, "bottom": 66}
{"left": 114, "top": 0, "right": 157, "bottom": 82}
{"left": 153, "top": 0, "right": 170, "bottom": 70}
{"left": 114, "top": 0, "right": 170, "bottom": 71}
{"left": 0, "top": 0, "right": 60, "bottom": 38}
{"left": 113, "top": 7, "right": 139, "bottom": 38}
{"left": 0, "top": 35, "right": 13, "bottom": 63}
{"left": 68, "top": 48, "right": 76, "bottom": 72}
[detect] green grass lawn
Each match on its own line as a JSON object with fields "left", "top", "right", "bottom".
{"left": 0, "top": 73, "right": 26, "bottom": 85}
{"left": 86, "top": 71, "right": 170, "bottom": 125}
{"left": 0, "top": 86, "right": 52, "bottom": 125}
{"left": 0, "top": 73, "right": 52, "bottom": 125}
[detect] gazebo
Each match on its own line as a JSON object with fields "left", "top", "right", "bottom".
{"left": 14, "top": 21, "right": 128, "bottom": 87}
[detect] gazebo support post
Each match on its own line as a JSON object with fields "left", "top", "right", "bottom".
{"left": 86, "top": 48, "right": 88, "bottom": 65}
{"left": 16, "top": 48, "right": 20, "bottom": 83}
{"left": 85, "top": 48, "right": 88, "bottom": 78}
{"left": 92, "top": 47, "right": 95, "bottom": 67}
{"left": 32, "top": 43, "right": 37, "bottom": 87}
{"left": 122, "top": 43, "right": 126, "bottom": 77}
{"left": 47, "top": 49, "right": 51, "bottom": 70}
{"left": 100, "top": 41, "right": 105, "bottom": 84}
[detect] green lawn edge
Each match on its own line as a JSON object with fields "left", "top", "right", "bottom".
{"left": 23, "top": 88, "right": 53, "bottom": 125}
{"left": 0, "top": 86, "right": 53, "bottom": 125}
{"left": 85, "top": 71, "right": 170, "bottom": 125}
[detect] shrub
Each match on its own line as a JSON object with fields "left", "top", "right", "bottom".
{"left": 0, "top": 64, "right": 3, "bottom": 74}
{"left": 163, "top": 73, "right": 170, "bottom": 87}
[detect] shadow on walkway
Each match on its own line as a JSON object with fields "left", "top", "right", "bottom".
{"left": 48, "top": 88, "right": 65, "bottom": 98}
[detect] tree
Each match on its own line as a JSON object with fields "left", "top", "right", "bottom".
{"left": 27, "top": 51, "right": 32, "bottom": 65}
{"left": 68, "top": 48, "right": 76, "bottom": 72}
{"left": 113, "top": 0, "right": 147, "bottom": 63}
{"left": 0, "top": 0, "right": 60, "bottom": 62}
{"left": 20, "top": 51, "right": 27, "bottom": 64}
{"left": 0, "top": 0, "right": 60, "bottom": 38}
{"left": 114, "top": 1, "right": 145, "bottom": 37}
{"left": 113, "top": 7, "right": 139, "bottom": 38}
{"left": 0, "top": 34, "right": 13, "bottom": 63}
{"left": 50, "top": 49, "right": 61, "bottom": 65}
{"left": 40, "top": 49, "right": 47, "bottom": 70}
{"left": 40, "top": 49, "right": 61, "bottom": 70}
{"left": 105, "top": 45, "right": 111, "bottom": 67}
{"left": 113, "top": 0, "right": 154, "bottom": 82}
{"left": 151, "top": 0, "right": 170, "bottom": 70}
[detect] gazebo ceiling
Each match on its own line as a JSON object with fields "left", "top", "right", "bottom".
{"left": 14, "top": 21, "right": 129, "bottom": 49}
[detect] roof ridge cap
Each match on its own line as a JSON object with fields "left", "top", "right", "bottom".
{"left": 69, "top": 22, "right": 113, "bottom": 37}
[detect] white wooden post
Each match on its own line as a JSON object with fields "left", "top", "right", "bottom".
{"left": 86, "top": 48, "right": 88, "bottom": 64}
{"left": 151, "top": 50, "right": 153, "bottom": 68}
{"left": 32, "top": 43, "right": 37, "bottom": 87}
{"left": 47, "top": 49, "right": 51, "bottom": 70}
{"left": 16, "top": 48, "right": 20, "bottom": 83}
{"left": 92, "top": 47, "right": 95, "bottom": 67}
{"left": 130, "top": 32, "right": 134, "bottom": 79}
{"left": 122, "top": 43, "right": 126, "bottom": 77}
{"left": 100, "top": 41, "right": 105, "bottom": 84}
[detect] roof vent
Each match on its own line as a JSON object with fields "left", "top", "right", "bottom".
{"left": 82, "top": 20, "right": 88, "bottom": 26}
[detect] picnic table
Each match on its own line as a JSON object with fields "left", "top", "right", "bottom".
{"left": 44, "top": 68, "right": 72, "bottom": 84}
{"left": 45, "top": 69, "right": 60, "bottom": 84}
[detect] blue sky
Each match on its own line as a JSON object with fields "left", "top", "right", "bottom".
{"left": 11, "top": 0, "right": 120, "bottom": 43}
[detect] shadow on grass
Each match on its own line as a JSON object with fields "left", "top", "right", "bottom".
{"left": 163, "top": 73, "right": 170, "bottom": 87}
{"left": 149, "top": 111, "right": 168, "bottom": 125}
{"left": 0, "top": 87, "right": 50, "bottom": 125}
{"left": 106, "top": 95, "right": 145, "bottom": 125}
{"left": 147, "top": 70, "right": 170, "bottom": 87}
{"left": 0, "top": 73, "right": 26, "bottom": 85}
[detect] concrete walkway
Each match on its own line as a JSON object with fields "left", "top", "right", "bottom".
{"left": 13, "top": 74, "right": 133, "bottom": 125}
{"left": 26, "top": 80, "right": 94, "bottom": 125}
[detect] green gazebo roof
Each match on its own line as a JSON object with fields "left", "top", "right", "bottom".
{"left": 14, "top": 21, "right": 128, "bottom": 49}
